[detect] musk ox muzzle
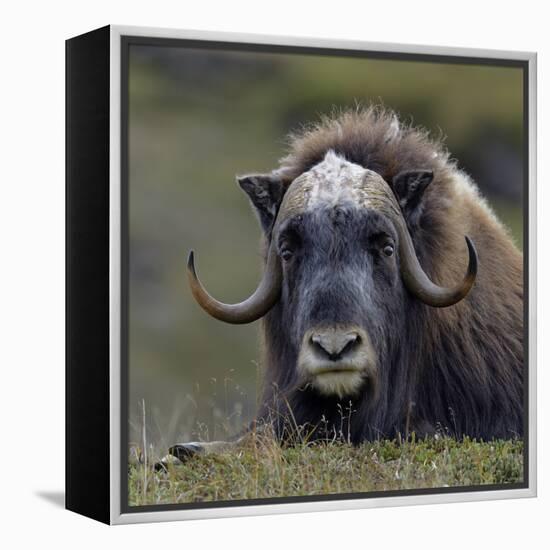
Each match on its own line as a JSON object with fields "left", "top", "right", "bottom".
{"left": 297, "top": 325, "right": 377, "bottom": 399}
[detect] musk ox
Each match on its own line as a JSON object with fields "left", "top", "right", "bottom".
{"left": 165, "top": 107, "right": 523, "bottom": 463}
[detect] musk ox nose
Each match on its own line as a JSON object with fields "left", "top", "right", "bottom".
{"left": 299, "top": 326, "right": 375, "bottom": 397}
{"left": 310, "top": 330, "right": 361, "bottom": 362}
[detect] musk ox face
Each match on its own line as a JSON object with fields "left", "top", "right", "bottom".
{"left": 272, "top": 152, "right": 406, "bottom": 398}
{"left": 187, "top": 150, "right": 478, "bottom": 399}
{"left": 276, "top": 205, "right": 399, "bottom": 399}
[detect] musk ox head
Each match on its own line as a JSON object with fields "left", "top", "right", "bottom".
{"left": 187, "top": 150, "right": 477, "bottom": 399}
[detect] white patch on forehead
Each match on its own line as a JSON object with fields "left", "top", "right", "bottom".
{"left": 277, "top": 149, "right": 399, "bottom": 222}
{"left": 305, "top": 150, "right": 368, "bottom": 210}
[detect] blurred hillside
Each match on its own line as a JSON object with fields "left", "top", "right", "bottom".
{"left": 128, "top": 44, "right": 524, "bottom": 446}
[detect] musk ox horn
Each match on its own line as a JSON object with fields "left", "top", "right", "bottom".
{"left": 396, "top": 220, "right": 478, "bottom": 307}
{"left": 187, "top": 241, "right": 282, "bottom": 324}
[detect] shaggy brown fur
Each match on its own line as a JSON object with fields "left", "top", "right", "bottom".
{"left": 258, "top": 106, "right": 524, "bottom": 440}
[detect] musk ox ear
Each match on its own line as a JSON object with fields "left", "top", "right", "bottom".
{"left": 392, "top": 169, "right": 434, "bottom": 221}
{"left": 237, "top": 173, "right": 284, "bottom": 233}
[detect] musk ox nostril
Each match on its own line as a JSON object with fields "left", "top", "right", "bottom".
{"left": 310, "top": 331, "right": 360, "bottom": 361}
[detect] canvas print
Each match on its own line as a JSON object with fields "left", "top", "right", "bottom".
{"left": 125, "top": 41, "right": 526, "bottom": 508}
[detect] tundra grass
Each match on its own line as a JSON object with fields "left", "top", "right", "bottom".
{"left": 128, "top": 435, "right": 523, "bottom": 506}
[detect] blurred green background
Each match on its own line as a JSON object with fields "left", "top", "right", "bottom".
{"left": 128, "top": 44, "right": 524, "bottom": 447}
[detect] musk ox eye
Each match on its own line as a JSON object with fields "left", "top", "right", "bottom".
{"left": 382, "top": 244, "right": 395, "bottom": 257}
{"left": 278, "top": 227, "right": 300, "bottom": 262}
{"left": 281, "top": 248, "right": 294, "bottom": 262}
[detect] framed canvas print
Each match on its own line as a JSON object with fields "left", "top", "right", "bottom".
{"left": 65, "top": 25, "right": 537, "bottom": 525}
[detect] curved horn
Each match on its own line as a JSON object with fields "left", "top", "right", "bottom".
{"left": 187, "top": 242, "right": 282, "bottom": 324}
{"left": 396, "top": 221, "right": 478, "bottom": 307}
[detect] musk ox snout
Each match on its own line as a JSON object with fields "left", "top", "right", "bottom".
{"left": 297, "top": 326, "right": 377, "bottom": 398}
{"left": 310, "top": 329, "right": 361, "bottom": 362}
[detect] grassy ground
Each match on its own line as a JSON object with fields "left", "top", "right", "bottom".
{"left": 128, "top": 434, "right": 523, "bottom": 506}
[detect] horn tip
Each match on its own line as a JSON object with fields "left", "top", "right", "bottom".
{"left": 464, "top": 236, "right": 478, "bottom": 275}
{"left": 187, "top": 250, "right": 196, "bottom": 277}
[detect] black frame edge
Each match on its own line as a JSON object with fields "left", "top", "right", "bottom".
{"left": 66, "top": 24, "right": 111, "bottom": 525}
